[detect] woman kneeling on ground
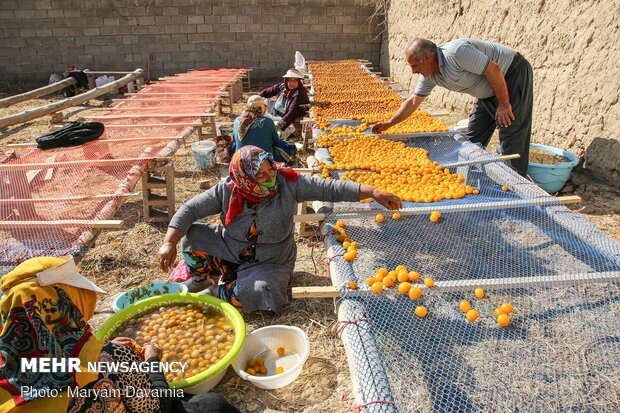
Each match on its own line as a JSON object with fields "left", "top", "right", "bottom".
{"left": 157, "top": 145, "right": 401, "bottom": 313}
{"left": 259, "top": 68, "right": 309, "bottom": 139}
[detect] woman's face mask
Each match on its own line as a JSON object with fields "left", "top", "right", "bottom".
{"left": 259, "top": 176, "right": 277, "bottom": 189}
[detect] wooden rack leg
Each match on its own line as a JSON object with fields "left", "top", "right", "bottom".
{"left": 231, "top": 79, "right": 243, "bottom": 102}
{"left": 203, "top": 116, "right": 216, "bottom": 139}
{"left": 142, "top": 162, "right": 175, "bottom": 223}
{"left": 297, "top": 201, "right": 319, "bottom": 237}
{"left": 242, "top": 73, "right": 251, "bottom": 91}
{"left": 226, "top": 85, "right": 234, "bottom": 113}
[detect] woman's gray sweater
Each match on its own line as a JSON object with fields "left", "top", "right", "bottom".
{"left": 169, "top": 173, "right": 360, "bottom": 313}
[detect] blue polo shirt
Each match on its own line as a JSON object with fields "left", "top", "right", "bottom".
{"left": 414, "top": 38, "right": 517, "bottom": 99}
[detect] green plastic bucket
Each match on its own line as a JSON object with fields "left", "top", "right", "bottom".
{"left": 95, "top": 293, "right": 245, "bottom": 393}
{"left": 527, "top": 143, "right": 579, "bottom": 192}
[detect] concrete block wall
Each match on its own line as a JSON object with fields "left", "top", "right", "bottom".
{"left": 381, "top": 0, "right": 620, "bottom": 187}
{"left": 0, "top": 0, "right": 382, "bottom": 83}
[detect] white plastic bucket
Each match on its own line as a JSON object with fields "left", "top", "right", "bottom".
{"left": 232, "top": 325, "right": 310, "bottom": 390}
{"left": 192, "top": 140, "right": 217, "bottom": 170}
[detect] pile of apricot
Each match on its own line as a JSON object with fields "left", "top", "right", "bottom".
{"left": 113, "top": 304, "right": 235, "bottom": 383}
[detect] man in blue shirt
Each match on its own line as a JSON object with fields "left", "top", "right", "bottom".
{"left": 372, "top": 38, "right": 534, "bottom": 176}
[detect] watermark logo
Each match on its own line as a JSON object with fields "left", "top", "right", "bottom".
{"left": 21, "top": 358, "right": 188, "bottom": 374}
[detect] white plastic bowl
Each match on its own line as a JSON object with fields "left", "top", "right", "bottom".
{"left": 232, "top": 325, "right": 310, "bottom": 389}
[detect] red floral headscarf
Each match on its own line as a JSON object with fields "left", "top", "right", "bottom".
{"left": 226, "top": 145, "right": 299, "bottom": 226}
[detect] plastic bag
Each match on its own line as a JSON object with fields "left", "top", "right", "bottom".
{"left": 294, "top": 51, "right": 306, "bottom": 70}
{"left": 264, "top": 113, "right": 295, "bottom": 140}
{"left": 215, "top": 135, "right": 233, "bottom": 163}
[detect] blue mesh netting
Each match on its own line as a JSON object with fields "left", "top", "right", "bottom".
{"left": 319, "top": 134, "right": 620, "bottom": 413}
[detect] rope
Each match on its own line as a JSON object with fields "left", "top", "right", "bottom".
{"left": 555, "top": 206, "right": 586, "bottom": 214}
{"left": 340, "top": 394, "right": 397, "bottom": 412}
{"left": 331, "top": 317, "right": 372, "bottom": 338}
{"left": 325, "top": 253, "right": 344, "bottom": 265}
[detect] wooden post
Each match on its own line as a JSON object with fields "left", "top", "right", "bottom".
{"left": 142, "top": 162, "right": 175, "bottom": 223}
{"left": 0, "top": 69, "right": 144, "bottom": 129}
{"left": 0, "top": 78, "right": 77, "bottom": 108}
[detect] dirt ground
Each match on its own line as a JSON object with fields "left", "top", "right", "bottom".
{"left": 1, "top": 84, "right": 619, "bottom": 413}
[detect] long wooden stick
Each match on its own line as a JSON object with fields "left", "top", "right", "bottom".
{"left": 7, "top": 137, "right": 180, "bottom": 147}
{"left": 111, "top": 98, "right": 220, "bottom": 102}
{"left": 103, "top": 123, "right": 202, "bottom": 128}
{"left": 84, "top": 70, "right": 138, "bottom": 75}
{"left": 0, "top": 156, "right": 171, "bottom": 170}
{"left": 130, "top": 91, "right": 223, "bottom": 96}
{"left": 87, "top": 113, "right": 214, "bottom": 119}
{"left": 151, "top": 79, "right": 240, "bottom": 84}
{"left": 292, "top": 270, "right": 620, "bottom": 298}
{"left": 0, "top": 220, "right": 124, "bottom": 229}
{"left": 444, "top": 154, "right": 519, "bottom": 168}
{"left": 88, "top": 105, "right": 212, "bottom": 111}
{"left": 0, "top": 78, "right": 77, "bottom": 108}
{"left": 291, "top": 195, "right": 581, "bottom": 223}
{"left": 0, "top": 192, "right": 141, "bottom": 203}
{"left": 0, "top": 70, "right": 144, "bottom": 129}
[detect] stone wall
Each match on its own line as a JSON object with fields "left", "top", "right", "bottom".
{"left": 0, "top": 0, "right": 381, "bottom": 82}
{"left": 381, "top": 0, "right": 620, "bottom": 187}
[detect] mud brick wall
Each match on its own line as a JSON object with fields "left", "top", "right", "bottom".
{"left": 381, "top": 0, "right": 619, "bottom": 186}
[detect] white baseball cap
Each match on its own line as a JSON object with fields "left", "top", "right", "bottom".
{"left": 37, "top": 256, "right": 107, "bottom": 294}
{"left": 282, "top": 68, "right": 304, "bottom": 79}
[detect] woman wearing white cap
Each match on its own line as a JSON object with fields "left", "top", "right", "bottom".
{"left": 232, "top": 95, "right": 279, "bottom": 159}
{"left": 259, "top": 68, "right": 310, "bottom": 137}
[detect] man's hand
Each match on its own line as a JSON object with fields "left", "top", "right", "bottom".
{"left": 372, "top": 189, "right": 402, "bottom": 210}
{"left": 371, "top": 122, "right": 391, "bottom": 134}
{"left": 157, "top": 242, "right": 177, "bottom": 272}
{"left": 496, "top": 102, "right": 515, "bottom": 128}
{"left": 275, "top": 123, "right": 283, "bottom": 131}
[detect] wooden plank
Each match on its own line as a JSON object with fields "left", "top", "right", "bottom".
{"left": 293, "top": 213, "right": 326, "bottom": 223}
{"left": 0, "top": 78, "right": 77, "bottom": 108}
{"left": 292, "top": 286, "right": 340, "bottom": 299}
{"left": 293, "top": 271, "right": 619, "bottom": 298}
{"left": 8, "top": 137, "right": 180, "bottom": 147}
{"left": 0, "top": 220, "right": 124, "bottom": 229}
{"left": 104, "top": 123, "right": 203, "bottom": 128}
{"left": 0, "top": 70, "right": 144, "bottom": 129}
{"left": 84, "top": 70, "right": 139, "bottom": 75}
{"left": 0, "top": 192, "right": 141, "bottom": 203}
{"left": 292, "top": 167, "right": 318, "bottom": 173}
{"left": 0, "top": 156, "right": 171, "bottom": 170}
{"left": 129, "top": 91, "right": 223, "bottom": 96}
{"left": 88, "top": 113, "right": 214, "bottom": 119}
{"left": 111, "top": 98, "right": 219, "bottom": 102}
{"left": 88, "top": 105, "right": 212, "bottom": 111}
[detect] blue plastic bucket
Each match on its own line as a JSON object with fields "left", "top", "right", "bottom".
{"left": 527, "top": 143, "right": 579, "bottom": 192}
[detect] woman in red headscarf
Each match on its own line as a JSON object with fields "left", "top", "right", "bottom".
{"left": 157, "top": 146, "right": 401, "bottom": 313}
